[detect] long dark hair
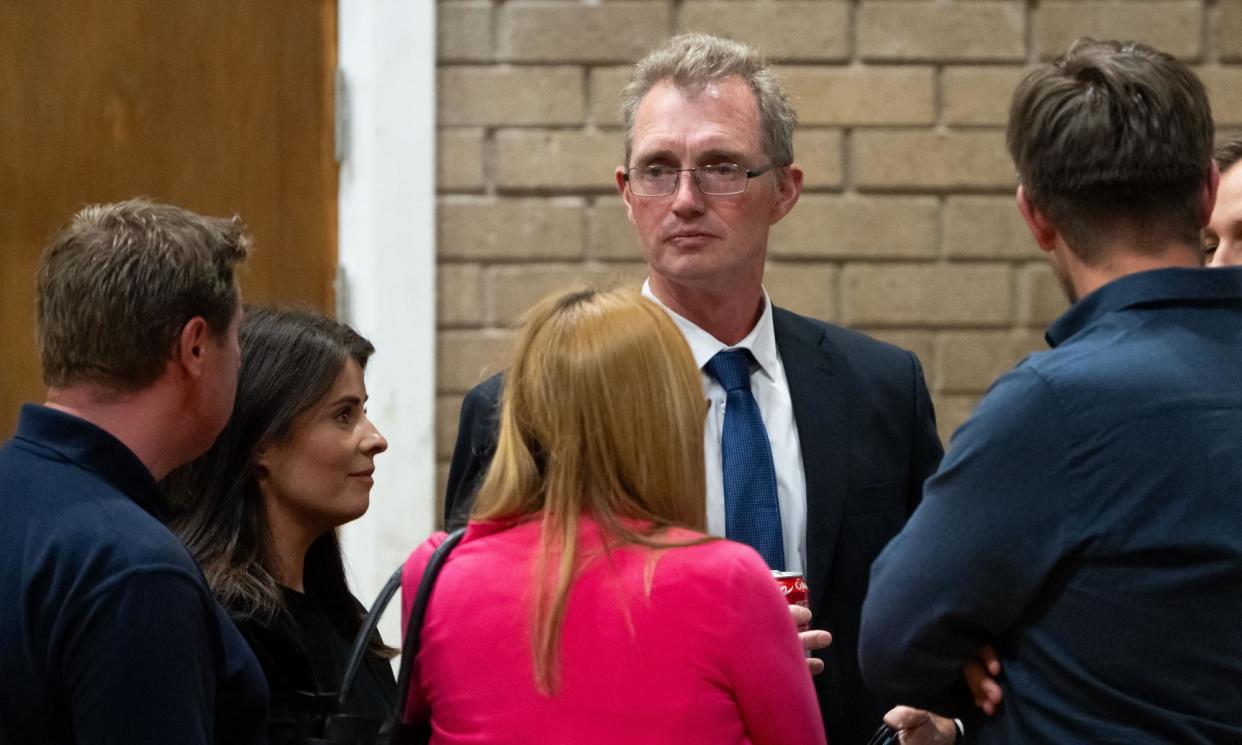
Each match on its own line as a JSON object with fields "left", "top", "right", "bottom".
{"left": 165, "top": 305, "right": 391, "bottom": 656}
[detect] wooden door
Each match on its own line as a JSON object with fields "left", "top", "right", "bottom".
{"left": 0, "top": 0, "right": 338, "bottom": 437}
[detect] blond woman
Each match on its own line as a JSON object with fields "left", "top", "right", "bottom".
{"left": 400, "top": 288, "right": 824, "bottom": 745}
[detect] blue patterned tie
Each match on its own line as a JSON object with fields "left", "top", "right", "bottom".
{"left": 704, "top": 349, "right": 785, "bottom": 570}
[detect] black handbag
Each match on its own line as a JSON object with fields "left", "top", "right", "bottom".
{"left": 290, "top": 527, "right": 466, "bottom": 745}
{"left": 373, "top": 527, "right": 467, "bottom": 745}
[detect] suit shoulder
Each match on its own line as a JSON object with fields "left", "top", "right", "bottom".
{"left": 463, "top": 372, "right": 504, "bottom": 408}
{"left": 773, "top": 306, "right": 919, "bottom": 368}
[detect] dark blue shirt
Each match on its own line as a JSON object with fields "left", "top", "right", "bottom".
{"left": 860, "top": 267, "right": 1242, "bottom": 742}
{"left": 0, "top": 405, "right": 269, "bottom": 745}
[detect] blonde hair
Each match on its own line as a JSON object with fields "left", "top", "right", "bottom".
{"left": 472, "top": 288, "right": 708, "bottom": 694}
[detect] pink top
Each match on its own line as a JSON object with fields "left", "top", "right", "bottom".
{"left": 401, "top": 517, "right": 826, "bottom": 745}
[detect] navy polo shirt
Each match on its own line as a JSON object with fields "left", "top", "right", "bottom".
{"left": 0, "top": 404, "right": 268, "bottom": 744}
{"left": 861, "top": 267, "right": 1242, "bottom": 742}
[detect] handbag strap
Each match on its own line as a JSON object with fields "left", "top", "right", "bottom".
{"left": 336, "top": 564, "right": 405, "bottom": 710}
{"left": 385, "top": 527, "right": 467, "bottom": 729}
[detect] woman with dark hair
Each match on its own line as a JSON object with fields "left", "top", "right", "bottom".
{"left": 166, "top": 306, "right": 395, "bottom": 743}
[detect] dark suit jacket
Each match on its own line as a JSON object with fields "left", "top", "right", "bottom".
{"left": 443, "top": 306, "right": 943, "bottom": 745}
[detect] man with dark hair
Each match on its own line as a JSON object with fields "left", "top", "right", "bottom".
{"left": 1205, "top": 137, "right": 1242, "bottom": 266}
{"left": 0, "top": 199, "right": 269, "bottom": 744}
{"left": 446, "top": 33, "right": 950, "bottom": 744}
{"left": 860, "top": 40, "right": 1242, "bottom": 741}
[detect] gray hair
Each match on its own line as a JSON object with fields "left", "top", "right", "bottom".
{"left": 620, "top": 33, "right": 797, "bottom": 167}
{"left": 37, "top": 198, "right": 251, "bottom": 390}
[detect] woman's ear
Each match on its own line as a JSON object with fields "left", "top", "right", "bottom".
{"left": 254, "top": 446, "right": 270, "bottom": 480}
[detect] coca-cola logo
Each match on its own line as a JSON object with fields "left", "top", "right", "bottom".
{"left": 779, "top": 578, "right": 808, "bottom": 594}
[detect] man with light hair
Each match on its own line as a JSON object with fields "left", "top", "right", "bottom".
{"left": 0, "top": 199, "right": 269, "bottom": 744}
{"left": 446, "top": 33, "right": 952, "bottom": 744}
{"left": 862, "top": 39, "right": 1242, "bottom": 741}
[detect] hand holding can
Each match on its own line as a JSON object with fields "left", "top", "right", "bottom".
{"left": 773, "top": 571, "right": 810, "bottom": 631}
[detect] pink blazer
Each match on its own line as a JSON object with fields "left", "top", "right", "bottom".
{"left": 401, "top": 517, "right": 826, "bottom": 745}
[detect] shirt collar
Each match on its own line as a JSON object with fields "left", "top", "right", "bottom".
{"left": 13, "top": 403, "right": 172, "bottom": 522}
{"left": 1045, "top": 266, "right": 1242, "bottom": 347}
{"left": 641, "top": 279, "right": 779, "bottom": 381}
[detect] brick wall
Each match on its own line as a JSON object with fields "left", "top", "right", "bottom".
{"left": 434, "top": 0, "right": 1242, "bottom": 507}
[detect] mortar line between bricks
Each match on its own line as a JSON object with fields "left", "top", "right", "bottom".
{"left": 484, "top": 0, "right": 498, "bottom": 64}
{"left": 841, "top": 128, "right": 855, "bottom": 194}
{"left": 933, "top": 63, "right": 945, "bottom": 128}
{"left": 935, "top": 194, "right": 947, "bottom": 264}
{"left": 831, "top": 260, "right": 844, "bottom": 326}
{"left": 1024, "top": 0, "right": 1036, "bottom": 66}
{"left": 482, "top": 126, "right": 497, "bottom": 198}
{"left": 1205, "top": 0, "right": 1217, "bottom": 64}
{"left": 481, "top": 261, "right": 494, "bottom": 330}
{"left": 848, "top": 0, "right": 860, "bottom": 63}
{"left": 857, "top": 57, "right": 1029, "bottom": 67}
{"left": 1010, "top": 258, "right": 1023, "bottom": 329}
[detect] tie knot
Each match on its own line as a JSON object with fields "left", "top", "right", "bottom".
{"left": 704, "top": 349, "right": 754, "bottom": 392}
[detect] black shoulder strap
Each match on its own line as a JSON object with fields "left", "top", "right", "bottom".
{"left": 386, "top": 527, "right": 467, "bottom": 728}
{"left": 336, "top": 565, "right": 404, "bottom": 710}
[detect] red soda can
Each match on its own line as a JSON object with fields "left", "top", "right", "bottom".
{"left": 773, "top": 571, "right": 810, "bottom": 631}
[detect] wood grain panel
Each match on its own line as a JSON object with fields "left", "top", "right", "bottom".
{"left": 0, "top": 0, "right": 338, "bottom": 437}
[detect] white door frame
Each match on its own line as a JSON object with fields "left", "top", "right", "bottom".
{"left": 336, "top": 0, "right": 437, "bottom": 635}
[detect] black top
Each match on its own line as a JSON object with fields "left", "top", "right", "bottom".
{"left": 0, "top": 404, "right": 269, "bottom": 745}
{"left": 237, "top": 586, "right": 397, "bottom": 744}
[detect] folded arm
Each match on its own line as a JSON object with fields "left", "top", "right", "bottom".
{"left": 859, "top": 369, "right": 1080, "bottom": 715}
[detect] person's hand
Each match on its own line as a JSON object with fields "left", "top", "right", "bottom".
{"left": 789, "top": 605, "right": 831, "bottom": 675}
{"left": 883, "top": 707, "right": 959, "bottom": 744}
{"left": 963, "top": 643, "right": 1003, "bottom": 715}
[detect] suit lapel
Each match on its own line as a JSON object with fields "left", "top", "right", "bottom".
{"left": 773, "top": 307, "right": 850, "bottom": 618}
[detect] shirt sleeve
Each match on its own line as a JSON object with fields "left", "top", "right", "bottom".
{"left": 859, "top": 367, "right": 1083, "bottom": 713}
{"left": 56, "top": 568, "right": 222, "bottom": 745}
{"left": 722, "top": 547, "right": 828, "bottom": 745}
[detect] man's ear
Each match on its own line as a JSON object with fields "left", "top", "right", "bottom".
{"left": 176, "top": 316, "right": 211, "bottom": 381}
{"left": 1016, "top": 185, "right": 1057, "bottom": 253}
{"left": 616, "top": 165, "right": 637, "bottom": 225}
{"left": 1201, "top": 161, "right": 1221, "bottom": 229}
{"left": 769, "top": 164, "right": 803, "bottom": 226}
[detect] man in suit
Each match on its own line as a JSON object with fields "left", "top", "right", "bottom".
{"left": 860, "top": 40, "right": 1242, "bottom": 741}
{"left": 445, "top": 34, "right": 948, "bottom": 744}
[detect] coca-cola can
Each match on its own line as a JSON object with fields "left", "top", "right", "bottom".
{"left": 773, "top": 571, "right": 810, "bottom": 631}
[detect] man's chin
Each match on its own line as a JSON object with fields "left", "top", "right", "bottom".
{"left": 650, "top": 260, "right": 725, "bottom": 287}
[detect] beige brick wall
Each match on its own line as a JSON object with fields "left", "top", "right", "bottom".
{"left": 434, "top": 0, "right": 1232, "bottom": 507}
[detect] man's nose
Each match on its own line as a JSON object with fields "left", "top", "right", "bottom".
{"left": 670, "top": 170, "right": 706, "bottom": 215}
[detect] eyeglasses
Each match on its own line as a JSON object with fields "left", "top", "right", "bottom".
{"left": 623, "top": 161, "right": 787, "bottom": 197}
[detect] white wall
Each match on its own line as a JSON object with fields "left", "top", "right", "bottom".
{"left": 336, "top": 0, "right": 437, "bottom": 643}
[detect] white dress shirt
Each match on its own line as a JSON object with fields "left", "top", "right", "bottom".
{"left": 642, "top": 281, "right": 808, "bottom": 573}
